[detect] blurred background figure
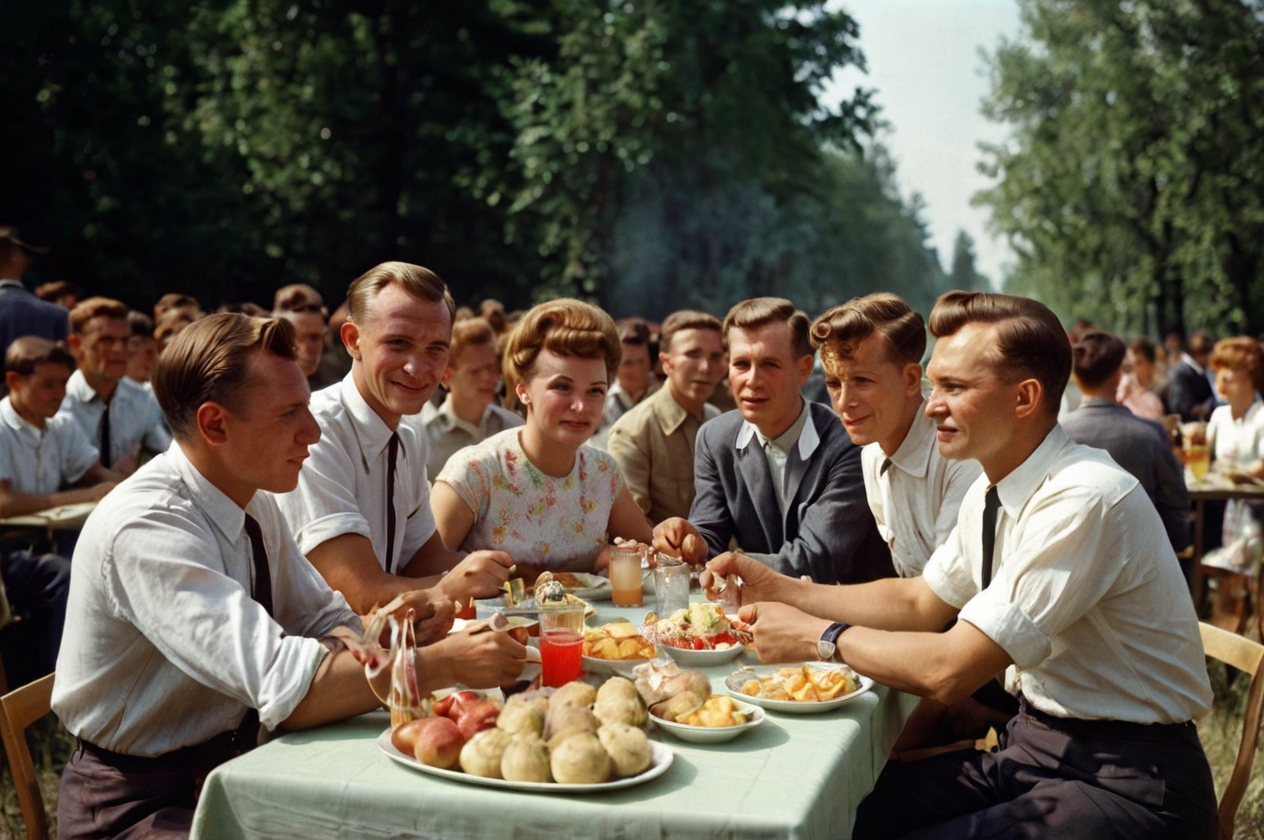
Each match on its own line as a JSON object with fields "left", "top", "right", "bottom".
{"left": 592, "top": 317, "right": 659, "bottom": 449}
{"left": 416, "top": 316, "right": 522, "bottom": 480}
{"left": 273, "top": 283, "right": 333, "bottom": 390}
{"left": 125, "top": 311, "right": 158, "bottom": 391}
{"left": 0, "top": 227, "right": 67, "bottom": 360}
{"left": 33, "top": 280, "right": 84, "bottom": 310}
{"left": 1117, "top": 336, "right": 1167, "bottom": 420}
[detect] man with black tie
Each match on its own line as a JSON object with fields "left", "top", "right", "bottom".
{"left": 53, "top": 313, "right": 524, "bottom": 839}
{"left": 653, "top": 297, "right": 892, "bottom": 584}
{"left": 705, "top": 292, "right": 1217, "bottom": 839}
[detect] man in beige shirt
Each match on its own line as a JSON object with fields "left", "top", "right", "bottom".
{"left": 608, "top": 310, "right": 726, "bottom": 524}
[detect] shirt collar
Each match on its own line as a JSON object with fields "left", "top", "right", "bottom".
{"left": 431, "top": 397, "right": 485, "bottom": 437}
{"left": 0, "top": 279, "right": 25, "bottom": 289}
{"left": 885, "top": 399, "right": 935, "bottom": 479}
{"left": 1181, "top": 352, "right": 1204, "bottom": 375}
{"left": 993, "top": 424, "right": 1072, "bottom": 519}
{"left": 0, "top": 396, "right": 41, "bottom": 438}
{"left": 340, "top": 373, "right": 399, "bottom": 460}
{"left": 735, "top": 400, "right": 818, "bottom": 459}
{"left": 654, "top": 386, "right": 692, "bottom": 435}
{"left": 1078, "top": 396, "right": 1122, "bottom": 409}
{"left": 65, "top": 369, "right": 103, "bottom": 405}
{"left": 167, "top": 440, "right": 247, "bottom": 543}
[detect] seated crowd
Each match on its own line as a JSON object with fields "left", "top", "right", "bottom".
{"left": 0, "top": 223, "right": 1250, "bottom": 839}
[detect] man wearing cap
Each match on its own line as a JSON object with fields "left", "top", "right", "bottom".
{"left": 0, "top": 227, "right": 69, "bottom": 356}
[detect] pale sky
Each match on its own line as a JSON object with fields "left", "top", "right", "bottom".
{"left": 824, "top": 0, "right": 1023, "bottom": 286}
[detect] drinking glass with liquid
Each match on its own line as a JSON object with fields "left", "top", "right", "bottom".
{"left": 609, "top": 545, "right": 645, "bottom": 606}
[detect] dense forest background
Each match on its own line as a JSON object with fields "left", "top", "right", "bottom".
{"left": 1, "top": 0, "right": 982, "bottom": 318}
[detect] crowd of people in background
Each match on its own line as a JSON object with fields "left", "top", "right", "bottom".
{"left": 0, "top": 223, "right": 1251, "bottom": 837}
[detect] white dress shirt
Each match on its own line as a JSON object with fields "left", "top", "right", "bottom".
{"left": 1206, "top": 399, "right": 1264, "bottom": 466}
{"left": 923, "top": 426, "right": 1212, "bottom": 724}
{"left": 275, "top": 374, "right": 436, "bottom": 573}
{"left": 53, "top": 443, "right": 357, "bottom": 755}
{"left": 0, "top": 396, "right": 98, "bottom": 493}
{"left": 59, "top": 370, "right": 171, "bottom": 464}
{"left": 861, "top": 403, "right": 981, "bottom": 578}
{"left": 734, "top": 401, "right": 817, "bottom": 518}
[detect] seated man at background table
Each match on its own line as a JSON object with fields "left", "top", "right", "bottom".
{"left": 654, "top": 297, "right": 892, "bottom": 584}
{"left": 1062, "top": 329, "right": 1191, "bottom": 553}
{"left": 608, "top": 309, "right": 726, "bottom": 524}
{"left": 275, "top": 262, "right": 519, "bottom": 629}
{"left": 0, "top": 337, "right": 121, "bottom": 686}
{"left": 706, "top": 291, "right": 1217, "bottom": 839}
{"left": 60, "top": 296, "right": 172, "bottom": 475}
{"left": 53, "top": 313, "right": 528, "bottom": 840}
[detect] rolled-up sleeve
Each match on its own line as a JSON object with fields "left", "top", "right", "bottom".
{"left": 276, "top": 438, "right": 372, "bottom": 556}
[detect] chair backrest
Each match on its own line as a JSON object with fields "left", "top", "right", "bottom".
{"left": 1199, "top": 622, "right": 1264, "bottom": 840}
{"left": 0, "top": 672, "right": 55, "bottom": 840}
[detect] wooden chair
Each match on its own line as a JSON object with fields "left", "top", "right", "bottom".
{"left": 0, "top": 672, "right": 56, "bottom": 840}
{"left": 1199, "top": 622, "right": 1264, "bottom": 840}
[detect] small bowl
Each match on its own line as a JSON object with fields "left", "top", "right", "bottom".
{"left": 651, "top": 700, "right": 765, "bottom": 744}
{"left": 660, "top": 642, "right": 744, "bottom": 668}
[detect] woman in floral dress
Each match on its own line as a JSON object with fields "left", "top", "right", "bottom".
{"left": 431, "top": 299, "right": 653, "bottom": 577}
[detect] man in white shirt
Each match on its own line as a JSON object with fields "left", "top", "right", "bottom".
{"left": 0, "top": 337, "right": 119, "bottom": 686}
{"left": 60, "top": 296, "right": 171, "bottom": 475}
{"left": 54, "top": 313, "right": 526, "bottom": 838}
{"left": 608, "top": 309, "right": 726, "bottom": 524}
{"left": 653, "top": 297, "right": 892, "bottom": 583}
{"left": 811, "top": 293, "right": 980, "bottom": 578}
{"left": 704, "top": 291, "right": 1217, "bottom": 838}
{"left": 276, "top": 262, "right": 518, "bottom": 628}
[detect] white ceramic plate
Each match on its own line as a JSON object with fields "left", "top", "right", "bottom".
{"left": 378, "top": 730, "right": 673, "bottom": 792}
{"left": 474, "top": 597, "right": 596, "bottom": 621}
{"left": 723, "top": 664, "right": 874, "bottom": 713}
{"left": 560, "top": 572, "right": 613, "bottom": 601}
{"left": 650, "top": 700, "right": 765, "bottom": 744}
{"left": 581, "top": 653, "right": 655, "bottom": 678}
{"left": 660, "top": 642, "right": 744, "bottom": 668}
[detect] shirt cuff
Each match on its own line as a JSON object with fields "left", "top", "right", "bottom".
{"left": 257, "top": 636, "right": 332, "bottom": 730}
{"left": 295, "top": 513, "right": 372, "bottom": 557}
{"left": 958, "top": 596, "right": 1051, "bottom": 670}
{"left": 922, "top": 554, "right": 973, "bottom": 610}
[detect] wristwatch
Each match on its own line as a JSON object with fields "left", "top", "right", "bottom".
{"left": 817, "top": 622, "right": 851, "bottom": 662}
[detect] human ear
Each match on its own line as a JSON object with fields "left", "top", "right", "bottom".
{"left": 196, "top": 402, "right": 230, "bottom": 446}
{"left": 903, "top": 363, "right": 923, "bottom": 395}
{"left": 341, "top": 320, "right": 361, "bottom": 360}
{"left": 515, "top": 382, "right": 531, "bottom": 407}
{"left": 1013, "top": 378, "right": 1043, "bottom": 420}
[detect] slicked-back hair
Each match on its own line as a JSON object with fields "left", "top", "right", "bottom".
{"left": 811, "top": 293, "right": 925, "bottom": 371}
{"left": 1072, "top": 330, "right": 1126, "bottom": 390}
{"left": 928, "top": 291, "right": 1071, "bottom": 418}
{"left": 1210, "top": 336, "right": 1264, "bottom": 397}
{"left": 449, "top": 317, "right": 497, "bottom": 366}
{"left": 69, "top": 296, "right": 130, "bottom": 336}
{"left": 5, "top": 336, "right": 75, "bottom": 376}
{"left": 502, "top": 299, "right": 620, "bottom": 395}
{"left": 659, "top": 310, "right": 723, "bottom": 354}
{"left": 153, "top": 313, "right": 298, "bottom": 440}
{"left": 346, "top": 262, "right": 455, "bottom": 325}
{"left": 723, "top": 297, "right": 812, "bottom": 360}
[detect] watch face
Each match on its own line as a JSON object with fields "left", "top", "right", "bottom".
{"left": 817, "top": 640, "right": 836, "bottom": 661}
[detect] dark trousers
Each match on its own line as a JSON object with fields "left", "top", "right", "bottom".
{"left": 0, "top": 547, "right": 71, "bottom": 686}
{"left": 58, "top": 714, "right": 259, "bottom": 840}
{"left": 854, "top": 698, "right": 1218, "bottom": 840}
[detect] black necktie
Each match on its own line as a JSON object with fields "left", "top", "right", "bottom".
{"left": 385, "top": 432, "right": 400, "bottom": 573}
{"left": 99, "top": 402, "right": 111, "bottom": 467}
{"left": 880, "top": 458, "right": 893, "bottom": 476}
{"left": 243, "top": 514, "right": 274, "bottom": 617}
{"left": 981, "top": 486, "right": 1001, "bottom": 590}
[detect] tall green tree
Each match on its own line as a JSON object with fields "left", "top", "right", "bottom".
{"left": 977, "top": 0, "right": 1264, "bottom": 336}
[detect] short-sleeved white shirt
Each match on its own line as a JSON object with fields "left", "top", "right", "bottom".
{"left": 923, "top": 425, "right": 1212, "bottom": 723}
{"left": 59, "top": 370, "right": 171, "bottom": 463}
{"left": 275, "top": 375, "right": 436, "bottom": 573}
{"left": 860, "top": 403, "right": 981, "bottom": 578}
{"left": 413, "top": 398, "right": 523, "bottom": 480}
{"left": 53, "top": 443, "right": 358, "bottom": 756}
{"left": 1206, "top": 399, "right": 1264, "bottom": 466}
{"left": 0, "top": 396, "right": 98, "bottom": 493}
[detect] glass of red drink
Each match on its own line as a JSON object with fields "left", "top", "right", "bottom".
{"left": 538, "top": 604, "right": 585, "bottom": 687}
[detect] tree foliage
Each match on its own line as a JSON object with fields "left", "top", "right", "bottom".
{"left": 978, "top": 0, "right": 1264, "bottom": 336}
{"left": 4, "top": 0, "right": 948, "bottom": 318}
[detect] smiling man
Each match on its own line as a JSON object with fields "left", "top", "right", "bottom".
{"left": 608, "top": 309, "right": 727, "bottom": 523}
{"left": 59, "top": 297, "right": 171, "bottom": 475}
{"left": 704, "top": 291, "right": 1217, "bottom": 839}
{"left": 274, "top": 263, "right": 527, "bottom": 676}
{"left": 653, "top": 297, "right": 892, "bottom": 583}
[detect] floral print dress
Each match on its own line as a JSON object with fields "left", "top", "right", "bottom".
{"left": 436, "top": 428, "right": 623, "bottom": 572}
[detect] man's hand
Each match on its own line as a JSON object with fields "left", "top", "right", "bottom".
{"left": 652, "top": 518, "right": 707, "bottom": 565}
{"left": 385, "top": 590, "right": 454, "bottom": 645}
{"left": 740, "top": 601, "right": 831, "bottom": 664}
{"left": 110, "top": 447, "right": 141, "bottom": 477}
{"left": 700, "top": 551, "right": 791, "bottom": 608}
{"left": 419, "top": 629, "right": 528, "bottom": 690}
{"left": 436, "top": 550, "right": 515, "bottom": 604}
{"left": 88, "top": 481, "right": 117, "bottom": 502}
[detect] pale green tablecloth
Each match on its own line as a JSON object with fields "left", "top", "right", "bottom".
{"left": 191, "top": 600, "right": 918, "bottom": 840}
